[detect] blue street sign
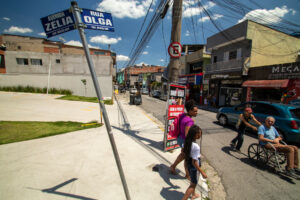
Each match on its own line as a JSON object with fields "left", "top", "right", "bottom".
{"left": 81, "top": 9, "right": 114, "bottom": 32}
{"left": 40, "top": 9, "right": 75, "bottom": 38}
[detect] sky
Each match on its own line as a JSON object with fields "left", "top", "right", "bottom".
{"left": 0, "top": 0, "right": 299, "bottom": 70}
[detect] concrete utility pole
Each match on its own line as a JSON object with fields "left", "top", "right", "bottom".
{"left": 168, "top": 0, "right": 183, "bottom": 83}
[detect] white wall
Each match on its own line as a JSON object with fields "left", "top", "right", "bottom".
{"left": 5, "top": 51, "right": 112, "bottom": 76}
{"left": 0, "top": 74, "right": 113, "bottom": 98}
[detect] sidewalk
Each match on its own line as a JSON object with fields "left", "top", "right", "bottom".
{"left": 0, "top": 92, "right": 209, "bottom": 200}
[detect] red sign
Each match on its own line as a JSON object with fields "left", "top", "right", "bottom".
{"left": 163, "top": 84, "right": 186, "bottom": 151}
{"left": 168, "top": 42, "right": 182, "bottom": 58}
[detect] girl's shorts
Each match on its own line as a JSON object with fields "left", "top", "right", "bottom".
{"left": 188, "top": 158, "right": 201, "bottom": 184}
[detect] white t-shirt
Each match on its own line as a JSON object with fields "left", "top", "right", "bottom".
{"left": 190, "top": 142, "right": 201, "bottom": 160}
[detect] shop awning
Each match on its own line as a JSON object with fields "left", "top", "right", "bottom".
{"left": 242, "top": 79, "right": 290, "bottom": 88}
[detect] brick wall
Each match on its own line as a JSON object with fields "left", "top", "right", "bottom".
{"left": 44, "top": 47, "right": 60, "bottom": 54}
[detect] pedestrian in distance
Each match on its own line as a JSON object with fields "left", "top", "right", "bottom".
{"left": 230, "top": 107, "right": 261, "bottom": 153}
{"left": 170, "top": 100, "right": 198, "bottom": 179}
{"left": 182, "top": 125, "right": 207, "bottom": 200}
{"left": 258, "top": 116, "right": 299, "bottom": 176}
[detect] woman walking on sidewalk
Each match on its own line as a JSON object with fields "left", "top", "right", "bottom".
{"left": 182, "top": 125, "right": 207, "bottom": 200}
{"left": 170, "top": 100, "right": 198, "bottom": 179}
{"left": 231, "top": 107, "right": 261, "bottom": 152}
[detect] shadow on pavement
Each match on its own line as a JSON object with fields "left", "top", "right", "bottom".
{"left": 221, "top": 146, "right": 298, "bottom": 184}
{"left": 111, "top": 126, "right": 197, "bottom": 199}
{"left": 112, "top": 125, "right": 164, "bottom": 152}
{"left": 41, "top": 178, "right": 97, "bottom": 200}
{"left": 160, "top": 187, "right": 184, "bottom": 200}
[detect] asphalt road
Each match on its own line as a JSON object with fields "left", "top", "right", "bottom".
{"left": 136, "top": 93, "right": 300, "bottom": 200}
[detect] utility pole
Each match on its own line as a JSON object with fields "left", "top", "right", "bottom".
{"left": 168, "top": 0, "right": 183, "bottom": 83}
{"left": 71, "top": 2, "right": 131, "bottom": 200}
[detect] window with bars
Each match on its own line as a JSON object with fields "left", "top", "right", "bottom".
{"left": 16, "top": 58, "right": 29, "bottom": 65}
{"left": 31, "top": 59, "right": 43, "bottom": 65}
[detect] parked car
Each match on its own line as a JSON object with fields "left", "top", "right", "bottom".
{"left": 141, "top": 88, "right": 149, "bottom": 95}
{"left": 152, "top": 90, "right": 161, "bottom": 98}
{"left": 216, "top": 101, "right": 300, "bottom": 143}
{"left": 288, "top": 99, "right": 300, "bottom": 106}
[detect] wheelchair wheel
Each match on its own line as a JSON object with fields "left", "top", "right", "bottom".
{"left": 277, "top": 152, "right": 287, "bottom": 165}
{"left": 248, "top": 143, "right": 268, "bottom": 164}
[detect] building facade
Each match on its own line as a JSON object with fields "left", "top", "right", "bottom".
{"left": 205, "top": 20, "right": 300, "bottom": 107}
{"left": 0, "top": 34, "right": 116, "bottom": 97}
{"left": 179, "top": 44, "right": 210, "bottom": 104}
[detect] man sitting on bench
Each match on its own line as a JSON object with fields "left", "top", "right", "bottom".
{"left": 258, "top": 116, "right": 299, "bottom": 176}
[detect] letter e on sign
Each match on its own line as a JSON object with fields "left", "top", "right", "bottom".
{"left": 168, "top": 42, "right": 182, "bottom": 58}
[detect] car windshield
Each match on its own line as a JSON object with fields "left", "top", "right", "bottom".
{"left": 290, "top": 108, "right": 300, "bottom": 119}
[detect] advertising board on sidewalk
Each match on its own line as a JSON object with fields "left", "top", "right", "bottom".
{"left": 163, "top": 84, "right": 186, "bottom": 151}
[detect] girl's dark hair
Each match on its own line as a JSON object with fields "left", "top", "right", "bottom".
{"left": 183, "top": 125, "right": 202, "bottom": 161}
{"left": 185, "top": 100, "right": 196, "bottom": 112}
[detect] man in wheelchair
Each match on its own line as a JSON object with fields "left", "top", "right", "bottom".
{"left": 258, "top": 116, "right": 299, "bottom": 176}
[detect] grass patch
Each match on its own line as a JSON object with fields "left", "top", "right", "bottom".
{"left": 0, "top": 85, "right": 73, "bottom": 95}
{"left": 0, "top": 121, "right": 102, "bottom": 145}
{"left": 57, "top": 95, "right": 113, "bottom": 105}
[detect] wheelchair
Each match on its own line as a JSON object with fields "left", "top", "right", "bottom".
{"left": 247, "top": 141, "right": 287, "bottom": 172}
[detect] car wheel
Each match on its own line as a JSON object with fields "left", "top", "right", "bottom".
{"left": 218, "top": 115, "right": 228, "bottom": 126}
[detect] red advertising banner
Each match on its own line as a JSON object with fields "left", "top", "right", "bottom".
{"left": 163, "top": 84, "right": 186, "bottom": 151}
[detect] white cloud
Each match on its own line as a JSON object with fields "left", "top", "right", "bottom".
{"left": 238, "top": 6, "right": 295, "bottom": 24}
{"left": 38, "top": 32, "right": 46, "bottom": 37}
{"left": 185, "top": 30, "right": 190, "bottom": 36}
{"left": 142, "top": 51, "right": 148, "bottom": 55}
{"left": 97, "top": 0, "right": 154, "bottom": 19}
{"left": 3, "top": 17, "right": 10, "bottom": 21}
{"left": 65, "top": 40, "right": 99, "bottom": 49}
{"left": 90, "top": 35, "right": 122, "bottom": 45}
{"left": 136, "top": 62, "right": 148, "bottom": 66}
{"left": 183, "top": 1, "right": 215, "bottom": 18}
{"left": 117, "top": 55, "right": 130, "bottom": 61}
{"left": 160, "top": 59, "right": 165, "bottom": 62}
{"left": 146, "top": 45, "right": 150, "bottom": 48}
{"left": 4, "top": 26, "right": 32, "bottom": 34}
{"left": 199, "top": 14, "right": 223, "bottom": 22}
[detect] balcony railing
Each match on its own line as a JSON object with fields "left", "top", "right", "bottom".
{"left": 205, "top": 58, "right": 245, "bottom": 74}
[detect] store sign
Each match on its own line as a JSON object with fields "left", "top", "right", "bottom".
{"left": 248, "top": 62, "right": 300, "bottom": 80}
{"left": 211, "top": 74, "right": 241, "bottom": 79}
{"left": 163, "top": 84, "right": 186, "bottom": 151}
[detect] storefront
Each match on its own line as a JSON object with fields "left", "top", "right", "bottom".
{"left": 179, "top": 73, "right": 203, "bottom": 104}
{"left": 206, "top": 72, "right": 244, "bottom": 107}
{"left": 244, "top": 62, "right": 300, "bottom": 103}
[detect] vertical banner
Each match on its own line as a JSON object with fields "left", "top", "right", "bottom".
{"left": 163, "top": 84, "right": 186, "bottom": 151}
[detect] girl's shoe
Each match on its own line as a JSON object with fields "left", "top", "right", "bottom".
{"left": 230, "top": 142, "right": 236, "bottom": 148}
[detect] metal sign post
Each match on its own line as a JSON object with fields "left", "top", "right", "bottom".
{"left": 71, "top": 2, "right": 131, "bottom": 200}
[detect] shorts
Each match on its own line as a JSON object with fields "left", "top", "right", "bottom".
{"left": 188, "top": 158, "right": 201, "bottom": 184}
{"left": 177, "top": 136, "right": 184, "bottom": 148}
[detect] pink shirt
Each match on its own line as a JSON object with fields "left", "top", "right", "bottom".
{"left": 179, "top": 113, "right": 194, "bottom": 139}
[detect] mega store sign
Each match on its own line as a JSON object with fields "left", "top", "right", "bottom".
{"left": 248, "top": 62, "right": 300, "bottom": 80}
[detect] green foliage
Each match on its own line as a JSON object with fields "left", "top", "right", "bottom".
{"left": 57, "top": 95, "right": 113, "bottom": 105}
{"left": 150, "top": 81, "right": 162, "bottom": 89}
{"left": 0, "top": 85, "right": 73, "bottom": 95}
